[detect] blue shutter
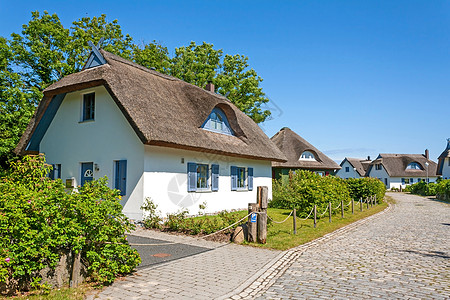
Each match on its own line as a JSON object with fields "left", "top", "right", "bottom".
{"left": 57, "top": 164, "right": 61, "bottom": 179}
{"left": 248, "top": 167, "right": 254, "bottom": 191}
{"left": 231, "top": 166, "right": 237, "bottom": 191}
{"left": 116, "top": 160, "right": 127, "bottom": 196}
{"left": 187, "top": 163, "right": 197, "bottom": 192}
{"left": 211, "top": 164, "right": 219, "bottom": 191}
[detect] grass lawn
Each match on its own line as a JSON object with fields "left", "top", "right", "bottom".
{"left": 249, "top": 199, "right": 389, "bottom": 251}
{"left": 4, "top": 283, "right": 97, "bottom": 300}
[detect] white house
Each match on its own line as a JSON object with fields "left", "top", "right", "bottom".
{"left": 366, "top": 151, "right": 437, "bottom": 190}
{"left": 16, "top": 46, "right": 286, "bottom": 220}
{"left": 437, "top": 139, "right": 450, "bottom": 179}
{"left": 336, "top": 157, "right": 371, "bottom": 179}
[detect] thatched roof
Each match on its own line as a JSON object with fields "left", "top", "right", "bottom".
{"left": 437, "top": 139, "right": 450, "bottom": 175}
{"left": 368, "top": 153, "right": 437, "bottom": 177}
{"left": 270, "top": 127, "right": 341, "bottom": 171}
{"left": 16, "top": 50, "right": 286, "bottom": 162}
{"left": 341, "top": 157, "right": 372, "bottom": 177}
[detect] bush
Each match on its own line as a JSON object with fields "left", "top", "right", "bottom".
{"left": 436, "top": 179, "right": 450, "bottom": 200}
{"left": 141, "top": 198, "right": 163, "bottom": 229}
{"left": 0, "top": 155, "right": 141, "bottom": 292}
{"left": 404, "top": 181, "right": 437, "bottom": 196}
{"left": 270, "top": 171, "right": 351, "bottom": 218}
{"left": 346, "top": 177, "right": 385, "bottom": 203}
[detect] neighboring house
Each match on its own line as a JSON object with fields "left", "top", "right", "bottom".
{"left": 16, "top": 46, "right": 286, "bottom": 220}
{"left": 336, "top": 157, "right": 371, "bottom": 179}
{"left": 366, "top": 150, "right": 437, "bottom": 189}
{"left": 437, "top": 139, "right": 450, "bottom": 179}
{"left": 270, "top": 127, "right": 341, "bottom": 181}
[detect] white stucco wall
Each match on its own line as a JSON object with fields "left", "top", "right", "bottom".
{"left": 336, "top": 161, "right": 361, "bottom": 179}
{"left": 143, "top": 145, "right": 273, "bottom": 217}
{"left": 441, "top": 158, "right": 450, "bottom": 179}
{"left": 40, "top": 86, "right": 145, "bottom": 220}
{"left": 368, "top": 165, "right": 437, "bottom": 189}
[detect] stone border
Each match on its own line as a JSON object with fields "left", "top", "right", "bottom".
{"left": 220, "top": 202, "right": 394, "bottom": 300}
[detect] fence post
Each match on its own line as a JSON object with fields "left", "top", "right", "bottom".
{"left": 257, "top": 186, "right": 268, "bottom": 244}
{"left": 293, "top": 207, "right": 297, "bottom": 235}
{"left": 341, "top": 200, "right": 344, "bottom": 218}
{"left": 248, "top": 203, "right": 258, "bottom": 242}
{"left": 328, "top": 202, "right": 332, "bottom": 223}
{"left": 374, "top": 194, "right": 377, "bottom": 205}
{"left": 371, "top": 196, "right": 374, "bottom": 208}
{"left": 352, "top": 198, "right": 354, "bottom": 214}
{"left": 360, "top": 197, "right": 362, "bottom": 212}
{"left": 366, "top": 197, "right": 369, "bottom": 209}
{"left": 314, "top": 205, "right": 317, "bottom": 228}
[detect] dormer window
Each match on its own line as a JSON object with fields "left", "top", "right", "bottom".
{"left": 299, "top": 151, "right": 316, "bottom": 161}
{"left": 406, "top": 162, "right": 422, "bottom": 170}
{"left": 202, "top": 108, "right": 234, "bottom": 135}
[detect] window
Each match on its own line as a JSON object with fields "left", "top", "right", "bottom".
{"left": 114, "top": 160, "right": 127, "bottom": 196}
{"left": 187, "top": 163, "right": 219, "bottom": 192}
{"left": 410, "top": 178, "right": 414, "bottom": 184}
{"left": 418, "top": 178, "right": 422, "bottom": 182}
{"left": 375, "top": 164, "right": 382, "bottom": 170}
{"left": 345, "top": 167, "right": 349, "bottom": 172}
{"left": 402, "top": 178, "right": 410, "bottom": 185}
{"left": 197, "top": 164, "right": 209, "bottom": 189}
{"left": 49, "top": 164, "right": 61, "bottom": 180}
{"left": 299, "top": 151, "right": 316, "bottom": 161}
{"left": 82, "top": 93, "right": 95, "bottom": 121}
{"left": 406, "top": 162, "right": 422, "bottom": 170}
{"left": 231, "top": 166, "right": 253, "bottom": 191}
{"left": 384, "top": 178, "right": 388, "bottom": 186}
{"left": 202, "top": 108, "right": 234, "bottom": 135}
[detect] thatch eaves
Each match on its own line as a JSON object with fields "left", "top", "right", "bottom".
{"left": 368, "top": 153, "right": 437, "bottom": 177}
{"left": 271, "top": 127, "right": 341, "bottom": 171}
{"left": 16, "top": 50, "right": 286, "bottom": 162}
{"left": 437, "top": 139, "right": 450, "bottom": 175}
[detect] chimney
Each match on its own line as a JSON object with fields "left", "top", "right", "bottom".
{"left": 425, "top": 149, "right": 429, "bottom": 160}
{"left": 367, "top": 156, "right": 371, "bottom": 161}
{"left": 205, "top": 82, "right": 215, "bottom": 93}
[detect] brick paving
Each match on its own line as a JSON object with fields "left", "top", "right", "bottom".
{"left": 249, "top": 193, "right": 450, "bottom": 299}
{"left": 88, "top": 193, "right": 449, "bottom": 299}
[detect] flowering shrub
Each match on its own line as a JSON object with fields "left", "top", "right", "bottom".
{"left": 0, "top": 155, "right": 140, "bottom": 292}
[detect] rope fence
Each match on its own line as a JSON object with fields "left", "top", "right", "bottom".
{"left": 200, "top": 194, "right": 380, "bottom": 239}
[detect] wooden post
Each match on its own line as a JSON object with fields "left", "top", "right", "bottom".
{"left": 366, "top": 197, "right": 369, "bottom": 209}
{"left": 71, "top": 251, "right": 82, "bottom": 288}
{"left": 360, "top": 197, "right": 363, "bottom": 212}
{"left": 247, "top": 203, "right": 258, "bottom": 242}
{"left": 257, "top": 212, "right": 267, "bottom": 244}
{"left": 313, "top": 205, "right": 317, "bottom": 228}
{"left": 341, "top": 200, "right": 344, "bottom": 218}
{"left": 293, "top": 207, "right": 297, "bottom": 235}
{"left": 371, "top": 196, "right": 374, "bottom": 208}
{"left": 257, "top": 186, "right": 268, "bottom": 244}
{"left": 374, "top": 194, "right": 377, "bottom": 205}
{"left": 328, "top": 202, "right": 332, "bottom": 223}
{"left": 351, "top": 198, "right": 354, "bottom": 214}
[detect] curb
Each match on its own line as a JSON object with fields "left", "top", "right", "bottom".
{"left": 220, "top": 201, "right": 394, "bottom": 300}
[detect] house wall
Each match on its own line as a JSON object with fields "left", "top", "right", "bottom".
{"left": 39, "top": 86, "right": 145, "bottom": 220}
{"left": 143, "top": 145, "right": 273, "bottom": 217}
{"left": 442, "top": 158, "right": 450, "bottom": 179}
{"left": 368, "top": 165, "right": 437, "bottom": 189}
{"left": 367, "top": 166, "right": 390, "bottom": 188}
{"left": 335, "top": 161, "right": 361, "bottom": 179}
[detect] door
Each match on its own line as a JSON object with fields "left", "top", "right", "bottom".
{"left": 81, "top": 162, "right": 94, "bottom": 186}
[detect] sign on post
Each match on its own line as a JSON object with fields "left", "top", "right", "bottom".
{"left": 251, "top": 213, "right": 257, "bottom": 223}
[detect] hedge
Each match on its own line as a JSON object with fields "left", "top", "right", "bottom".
{"left": 346, "top": 177, "right": 385, "bottom": 203}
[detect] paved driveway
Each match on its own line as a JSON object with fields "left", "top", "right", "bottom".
{"left": 89, "top": 193, "right": 449, "bottom": 299}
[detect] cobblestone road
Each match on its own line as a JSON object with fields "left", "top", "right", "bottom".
{"left": 252, "top": 193, "right": 450, "bottom": 299}
{"left": 88, "top": 193, "right": 449, "bottom": 299}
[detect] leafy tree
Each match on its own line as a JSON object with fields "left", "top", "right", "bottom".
{"left": 1, "top": 11, "right": 271, "bottom": 168}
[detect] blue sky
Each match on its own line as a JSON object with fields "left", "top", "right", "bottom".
{"left": 1, "top": 0, "right": 449, "bottom": 162}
